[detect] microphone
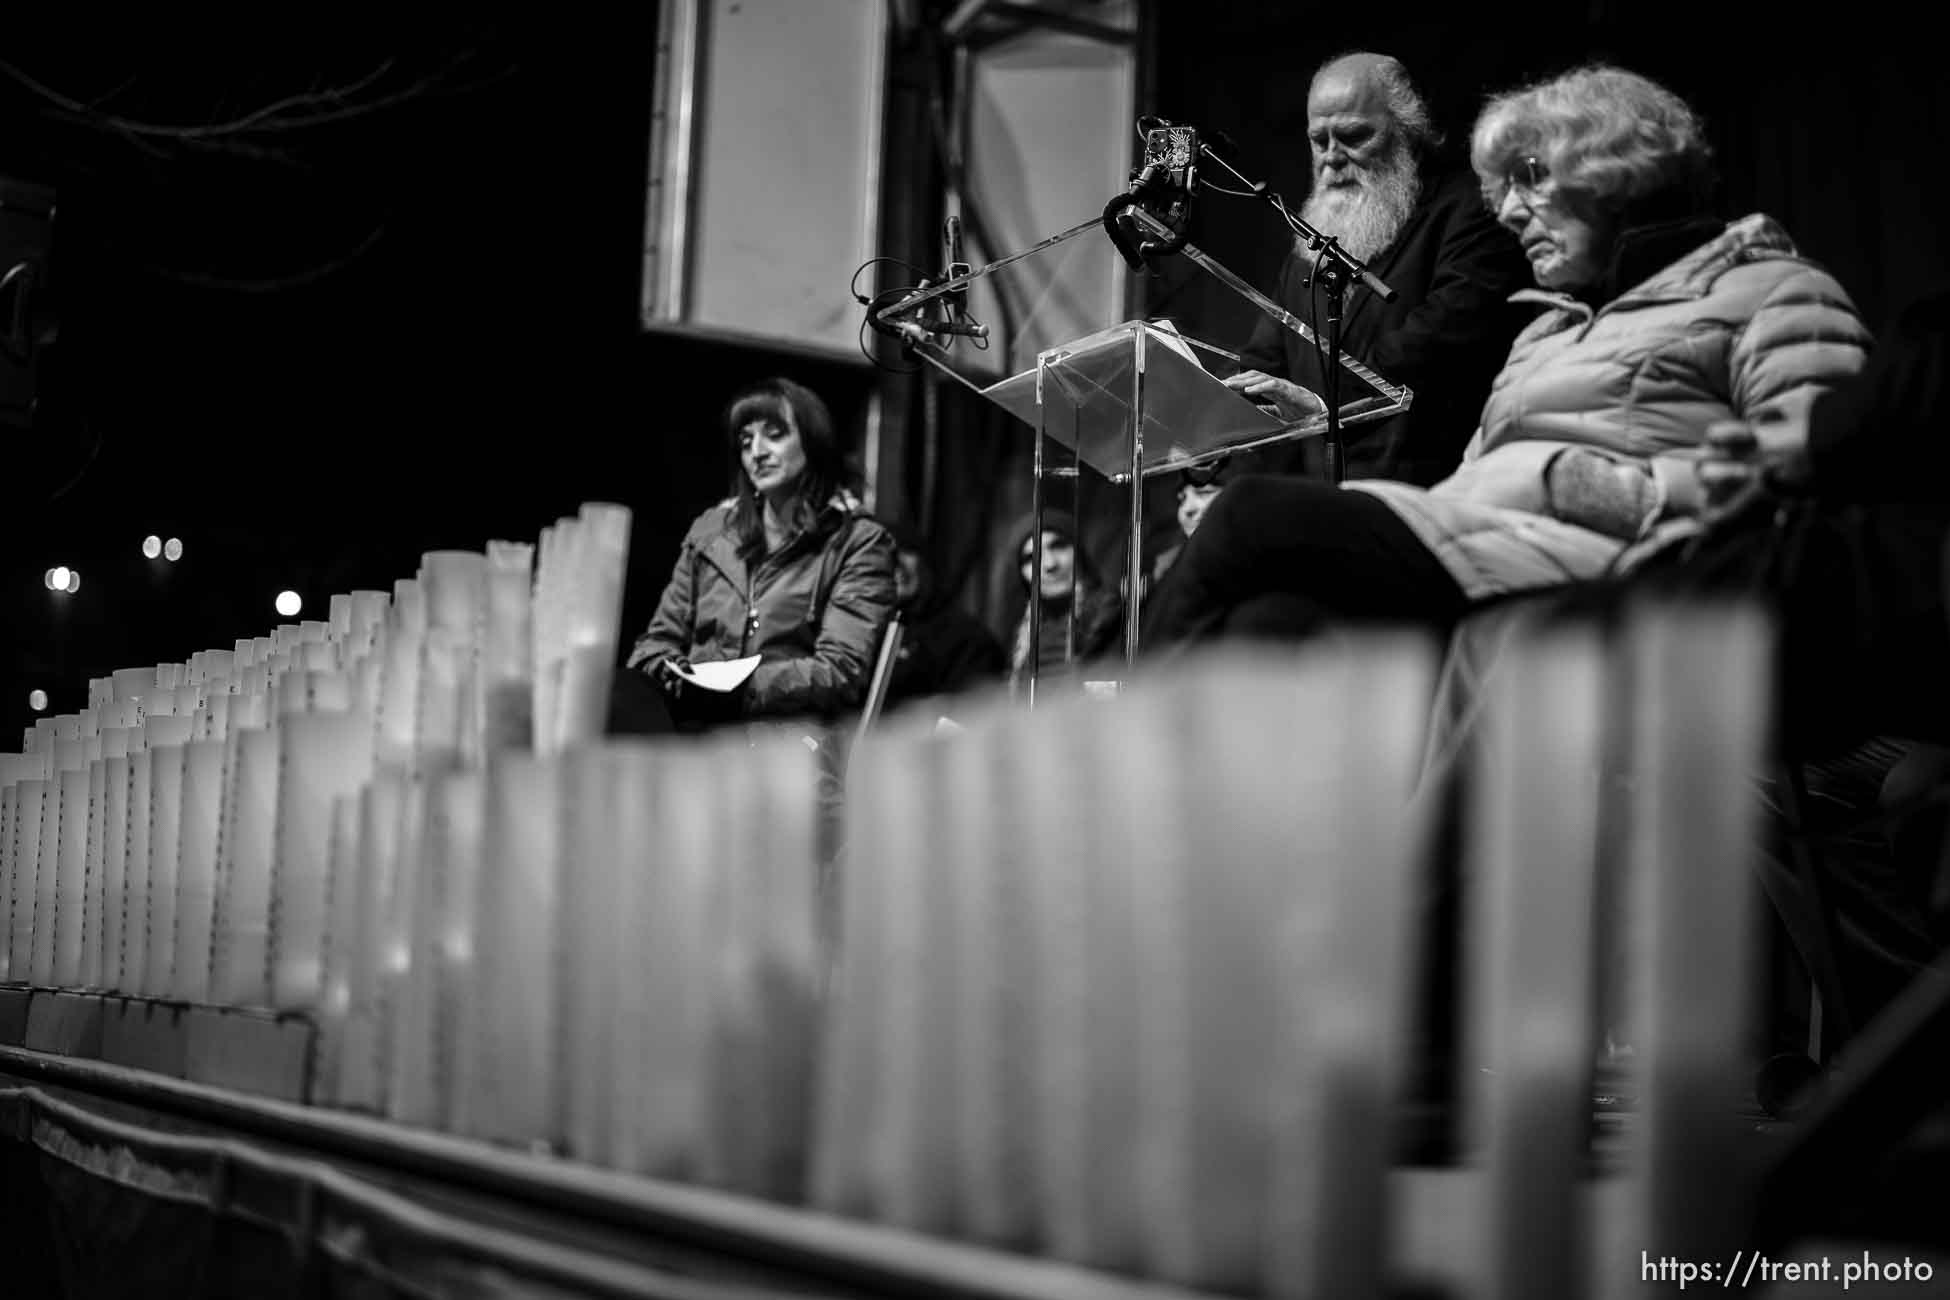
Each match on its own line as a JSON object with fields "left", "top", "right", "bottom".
{"left": 865, "top": 271, "right": 991, "bottom": 350}
{"left": 892, "top": 317, "right": 989, "bottom": 348}
{"left": 921, "top": 317, "right": 990, "bottom": 340}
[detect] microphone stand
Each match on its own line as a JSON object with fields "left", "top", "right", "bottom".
{"left": 1195, "top": 141, "right": 1396, "bottom": 485}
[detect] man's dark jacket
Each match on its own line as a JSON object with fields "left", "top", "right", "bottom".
{"left": 1237, "top": 165, "right": 1532, "bottom": 485}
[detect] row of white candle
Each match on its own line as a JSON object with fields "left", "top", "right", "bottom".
{"left": 811, "top": 616, "right": 1768, "bottom": 1295}
{"left": 3, "top": 546, "right": 1770, "bottom": 1296}
{"left": 310, "top": 729, "right": 826, "bottom": 1197}
{"left": 0, "top": 503, "right": 633, "bottom": 1008}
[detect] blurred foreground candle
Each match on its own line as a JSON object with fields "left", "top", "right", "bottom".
{"left": 560, "top": 744, "right": 631, "bottom": 1164}
{"left": 1254, "top": 641, "right": 1431, "bottom": 1300}
{"left": 949, "top": 707, "right": 1044, "bottom": 1249}
{"left": 87, "top": 727, "right": 133, "bottom": 989}
{"left": 315, "top": 792, "right": 365, "bottom": 1103}
{"left": 1461, "top": 630, "right": 1606, "bottom": 1300}
{"left": 537, "top": 504, "right": 632, "bottom": 755}
{"left": 420, "top": 551, "right": 485, "bottom": 768}
{"left": 588, "top": 744, "right": 667, "bottom": 1170}
{"left": 812, "top": 713, "right": 962, "bottom": 1229}
{"left": 328, "top": 594, "right": 354, "bottom": 644}
{"left": 370, "top": 776, "right": 429, "bottom": 1110}
{"left": 349, "top": 591, "right": 390, "bottom": 657}
{"left": 334, "top": 775, "right": 409, "bottom": 1112}
{"left": 111, "top": 667, "right": 153, "bottom": 706}
{"left": 11, "top": 779, "right": 49, "bottom": 977}
{"left": 172, "top": 737, "right": 227, "bottom": 1001}
{"left": 0, "top": 763, "right": 18, "bottom": 981}
{"left": 390, "top": 767, "right": 485, "bottom": 1130}
{"left": 5, "top": 770, "right": 48, "bottom": 982}
{"left": 208, "top": 721, "right": 281, "bottom": 1006}
{"left": 27, "top": 742, "right": 73, "bottom": 983}
{"left": 695, "top": 731, "right": 823, "bottom": 1200}
{"left": 1614, "top": 607, "right": 1769, "bottom": 1279}
{"left": 614, "top": 745, "right": 717, "bottom": 1180}
{"left": 374, "top": 604, "right": 424, "bottom": 774}
{"left": 119, "top": 742, "right": 153, "bottom": 994}
{"left": 49, "top": 751, "right": 92, "bottom": 987}
{"left": 268, "top": 710, "right": 376, "bottom": 1008}
{"left": 481, "top": 541, "right": 535, "bottom": 755}
{"left": 811, "top": 642, "right": 1437, "bottom": 1295}
{"left": 138, "top": 716, "right": 194, "bottom": 997}
{"left": 457, "top": 751, "right": 563, "bottom": 1149}
{"left": 76, "top": 749, "right": 108, "bottom": 986}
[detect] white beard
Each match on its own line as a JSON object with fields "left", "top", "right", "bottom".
{"left": 1296, "top": 144, "right": 1422, "bottom": 265}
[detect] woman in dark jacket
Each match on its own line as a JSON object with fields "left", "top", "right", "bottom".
{"left": 621, "top": 378, "right": 896, "bottom": 731}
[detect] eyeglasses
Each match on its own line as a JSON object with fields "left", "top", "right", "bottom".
{"left": 1482, "top": 155, "right": 1552, "bottom": 212}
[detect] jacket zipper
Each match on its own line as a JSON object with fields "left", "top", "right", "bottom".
{"left": 707, "top": 506, "right": 838, "bottom": 660}
{"left": 741, "top": 543, "right": 789, "bottom": 658}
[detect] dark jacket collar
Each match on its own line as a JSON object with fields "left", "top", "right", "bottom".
{"left": 1585, "top": 213, "right": 1727, "bottom": 306}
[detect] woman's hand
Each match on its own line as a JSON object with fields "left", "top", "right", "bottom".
{"left": 651, "top": 655, "right": 690, "bottom": 699}
{"left": 1543, "top": 447, "right": 1660, "bottom": 540}
{"left": 1222, "top": 370, "right": 1327, "bottom": 422}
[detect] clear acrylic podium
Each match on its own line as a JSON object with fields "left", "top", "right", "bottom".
{"left": 875, "top": 207, "right": 1411, "bottom": 695}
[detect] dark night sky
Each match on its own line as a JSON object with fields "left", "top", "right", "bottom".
{"left": 2, "top": 11, "right": 903, "bottom": 739}
{"left": 1, "top": 14, "right": 674, "bottom": 733}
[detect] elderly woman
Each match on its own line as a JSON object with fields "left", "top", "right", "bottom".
{"left": 1141, "top": 64, "right": 1872, "bottom": 650}
{"left": 618, "top": 377, "right": 896, "bottom": 733}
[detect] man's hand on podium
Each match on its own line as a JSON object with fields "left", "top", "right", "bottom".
{"left": 1222, "top": 370, "right": 1327, "bottom": 422}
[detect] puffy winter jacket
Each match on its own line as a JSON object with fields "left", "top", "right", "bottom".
{"left": 1349, "top": 213, "right": 1873, "bottom": 598}
{"left": 629, "top": 492, "right": 896, "bottom": 720}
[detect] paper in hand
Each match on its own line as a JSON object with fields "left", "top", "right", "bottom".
{"left": 671, "top": 655, "right": 761, "bottom": 693}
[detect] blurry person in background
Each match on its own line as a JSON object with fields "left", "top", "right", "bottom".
{"left": 880, "top": 520, "right": 1006, "bottom": 716}
{"left": 1226, "top": 50, "right": 1531, "bottom": 485}
{"left": 1124, "top": 459, "right": 1233, "bottom": 633}
{"left": 1152, "top": 460, "right": 1230, "bottom": 589}
{"left": 1007, "top": 510, "right": 1123, "bottom": 697}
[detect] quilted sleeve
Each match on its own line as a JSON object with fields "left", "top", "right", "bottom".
{"left": 1728, "top": 263, "right": 1875, "bottom": 459}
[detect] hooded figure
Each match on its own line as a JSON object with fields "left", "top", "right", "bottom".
{"left": 1007, "top": 509, "right": 1124, "bottom": 694}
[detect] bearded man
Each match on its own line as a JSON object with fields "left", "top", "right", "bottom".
{"left": 1225, "top": 52, "right": 1531, "bottom": 485}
